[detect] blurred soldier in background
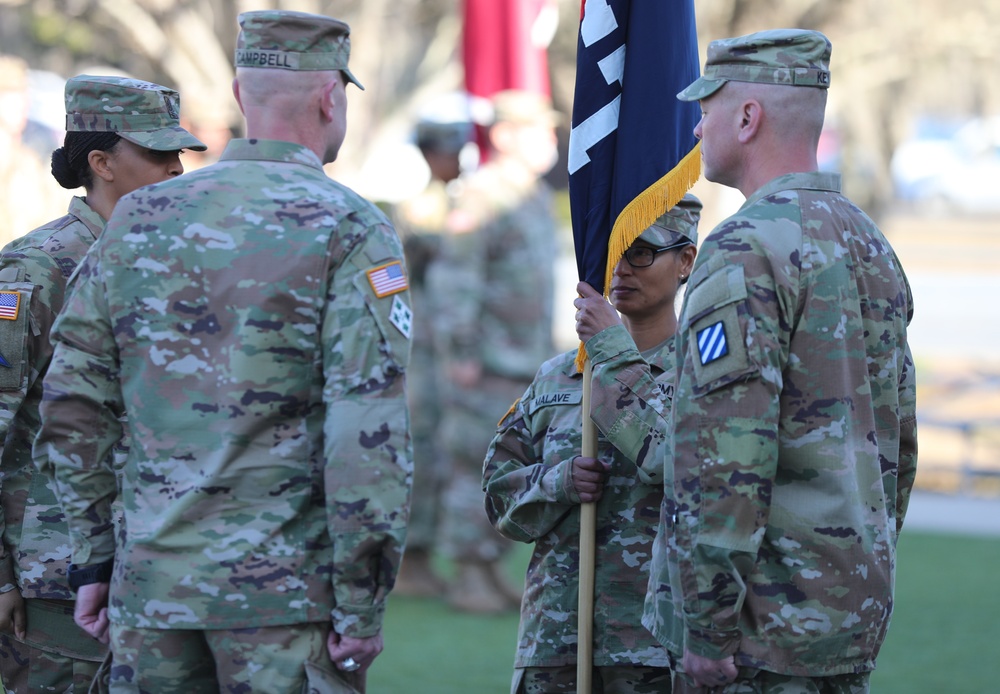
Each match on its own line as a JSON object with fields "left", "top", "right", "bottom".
{"left": 0, "top": 74, "right": 204, "bottom": 694}
{"left": 426, "top": 89, "right": 559, "bottom": 613}
{"left": 0, "top": 55, "right": 69, "bottom": 246}
{"left": 391, "top": 93, "right": 478, "bottom": 598}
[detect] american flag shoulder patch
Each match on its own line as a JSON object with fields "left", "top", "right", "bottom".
{"left": 366, "top": 261, "right": 409, "bottom": 298}
{"left": 0, "top": 291, "right": 20, "bottom": 321}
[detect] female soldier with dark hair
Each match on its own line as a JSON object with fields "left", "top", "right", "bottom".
{"left": 0, "top": 74, "right": 204, "bottom": 693}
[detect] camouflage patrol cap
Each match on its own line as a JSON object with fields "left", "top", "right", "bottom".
{"left": 235, "top": 10, "right": 364, "bottom": 90}
{"left": 638, "top": 193, "right": 702, "bottom": 247}
{"left": 65, "top": 75, "right": 207, "bottom": 151}
{"left": 678, "top": 29, "right": 831, "bottom": 102}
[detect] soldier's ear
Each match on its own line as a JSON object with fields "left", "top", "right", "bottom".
{"left": 679, "top": 244, "right": 697, "bottom": 280}
{"left": 88, "top": 149, "right": 115, "bottom": 183}
{"left": 736, "top": 99, "right": 762, "bottom": 143}
{"left": 232, "top": 78, "right": 246, "bottom": 116}
{"left": 319, "top": 77, "right": 338, "bottom": 123}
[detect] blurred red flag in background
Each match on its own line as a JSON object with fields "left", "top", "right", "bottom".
{"left": 461, "top": 0, "right": 554, "bottom": 159}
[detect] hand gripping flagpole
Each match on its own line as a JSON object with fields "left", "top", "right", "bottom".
{"left": 577, "top": 358, "right": 598, "bottom": 693}
{"left": 569, "top": 3, "right": 702, "bottom": 692}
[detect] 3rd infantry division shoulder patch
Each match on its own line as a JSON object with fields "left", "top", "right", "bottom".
{"left": 697, "top": 321, "right": 728, "bottom": 365}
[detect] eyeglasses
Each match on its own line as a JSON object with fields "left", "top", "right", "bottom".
{"left": 622, "top": 240, "right": 691, "bottom": 268}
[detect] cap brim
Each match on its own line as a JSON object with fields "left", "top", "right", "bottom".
{"left": 677, "top": 76, "right": 727, "bottom": 102}
{"left": 638, "top": 225, "right": 696, "bottom": 247}
{"left": 119, "top": 127, "right": 208, "bottom": 152}
{"left": 343, "top": 68, "right": 364, "bottom": 91}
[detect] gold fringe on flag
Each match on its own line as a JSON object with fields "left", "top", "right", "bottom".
{"left": 603, "top": 142, "right": 702, "bottom": 296}
{"left": 575, "top": 142, "right": 701, "bottom": 372}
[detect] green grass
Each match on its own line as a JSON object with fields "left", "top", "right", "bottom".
{"left": 870, "top": 532, "right": 1000, "bottom": 694}
{"left": 367, "top": 532, "right": 1000, "bottom": 693}
{"left": 367, "top": 596, "right": 521, "bottom": 693}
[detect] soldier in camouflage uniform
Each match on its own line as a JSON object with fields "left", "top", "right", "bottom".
{"left": 641, "top": 30, "right": 918, "bottom": 693}
{"left": 483, "top": 196, "right": 701, "bottom": 693}
{"left": 34, "top": 11, "right": 411, "bottom": 694}
{"left": 426, "top": 89, "right": 559, "bottom": 613}
{"left": 0, "top": 75, "right": 204, "bottom": 693}
{"left": 390, "top": 96, "right": 476, "bottom": 597}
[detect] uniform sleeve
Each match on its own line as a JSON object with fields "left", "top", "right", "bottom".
{"left": 0, "top": 262, "right": 37, "bottom": 433}
{"left": 33, "top": 252, "right": 122, "bottom": 566}
{"left": 895, "top": 342, "right": 918, "bottom": 533}
{"left": 482, "top": 386, "right": 581, "bottom": 543}
{"left": 0, "top": 250, "right": 75, "bottom": 588}
{"left": 671, "top": 244, "right": 786, "bottom": 660}
{"left": 585, "top": 324, "right": 672, "bottom": 484}
{"left": 0, "top": 261, "right": 35, "bottom": 590}
{"left": 322, "top": 218, "right": 413, "bottom": 638}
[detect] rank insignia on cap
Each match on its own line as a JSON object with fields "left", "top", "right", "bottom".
{"left": 389, "top": 295, "right": 413, "bottom": 339}
{"left": 0, "top": 291, "right": 20, "bottom": 321}
{"left": 697, "top": 321, "right": 728, "bottom": 365}
{"left": 367, "top": 261, "right": 409, "bottom": 298}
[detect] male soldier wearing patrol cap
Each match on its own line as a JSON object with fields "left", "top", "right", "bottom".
{"left": 34, "top": 11, "right": 411, "bottom": 693}
{"left": 425, "top": 89, "right": 559, "bottom": 613}
{"left": 485, "top": 195, "right": 701, "bottom": 693}
{"left": 641, "top": 29, "right": 917, "bottom": 693}
{"left": 391, "top": 93, "right": 478, "bottom": 598}
{"left": 0, "top": 74, "right": 204, "bottom": 693}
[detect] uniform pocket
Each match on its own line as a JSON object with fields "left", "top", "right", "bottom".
{"left": 303, "top": 659, "right": 363, "bottom": 694}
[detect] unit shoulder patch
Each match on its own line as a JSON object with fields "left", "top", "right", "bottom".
{"left": 388, "top": 295, "right": 413, "bottom": 339}
{"left": 697, "top": 321, "right": 729, "bottom": 365}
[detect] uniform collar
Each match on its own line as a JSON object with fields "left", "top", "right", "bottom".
{"left": 743, "top": 170, "right": 841, "bottom": 209}
{"left": 219, "top": 138, "right": 324, "bottom": 170}
{"left": 70, "top": 196, "right": 106, "bottom": 240}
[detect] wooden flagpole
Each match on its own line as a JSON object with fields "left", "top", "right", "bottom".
{"left": 577, "top": 358, "right": 597, "bottom": 693}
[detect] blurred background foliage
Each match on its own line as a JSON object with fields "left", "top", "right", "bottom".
{"left": 3, "top": 0, "right": 999, "bottom": 219}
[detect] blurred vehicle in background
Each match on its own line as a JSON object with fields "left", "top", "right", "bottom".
{"left": 892, "top": 116, "right": 1000, "bottom": 215}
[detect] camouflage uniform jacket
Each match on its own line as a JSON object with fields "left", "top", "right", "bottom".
{"left": 0, "top": 196, "right": 103, "bottom": 599}
{"left": 644, "top": 172, "right": 917, "bottom": 676}
{"left": 426, "top": 158, "right": 555, "bottom": 381}
{"left": 483, "top": 324, "right": 674, "bottom": 667}
{"left": 35, "top": 139, "right": 413, "bottom": 636}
